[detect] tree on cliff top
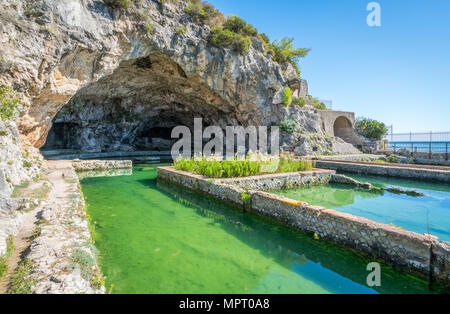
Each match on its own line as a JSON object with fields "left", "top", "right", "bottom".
{"left": 271, "top": 37, "right": 310, "bottom": 76}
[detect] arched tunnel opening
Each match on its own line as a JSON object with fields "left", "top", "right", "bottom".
{"left": 40, "top": 53, "right": 240, "bottom": 157}
{"left": 333, "top": 116, "right": 354, "bottom": 143}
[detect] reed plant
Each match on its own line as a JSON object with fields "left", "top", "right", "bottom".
{"left": 173, "top": 152, "right": 315, "bottom": 178}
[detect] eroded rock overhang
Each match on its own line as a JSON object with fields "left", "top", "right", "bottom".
{"left": 41, "top": 53, "right": 241, "bottom": 153}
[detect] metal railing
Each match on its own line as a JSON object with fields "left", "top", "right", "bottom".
{"left": 388, "top": 142, "right": 449, "bottom": 160}
{"left": 384, "top": 131, "right": 450, "bottom": 143}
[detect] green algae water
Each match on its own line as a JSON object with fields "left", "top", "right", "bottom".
{"left": 274, "top": 173, "right": 450, "bottom": 242}
{"left": 80, "top": 165, "right": 444, "bottom": 294}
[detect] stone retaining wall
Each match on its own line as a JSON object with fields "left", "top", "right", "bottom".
{"left": 157, "top": 166, "right": 450, "bottom": 287}
{"left": 316, "top": 160, "right": 450, "bottom": 183}
{"left": 413, "top": 152, "right": 450, "bottom": 167}
{"left": 216, "top": 169, "right": 335, "bottom": 191}
{"left": 72, "top": 160, "right": 132, "bottom": 171}
{"left": 381, "top": 150, "right": 450, "bottom": 167}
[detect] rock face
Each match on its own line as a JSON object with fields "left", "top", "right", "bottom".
{"left": 0, "top": 119, "right": 41, "bottom": 198}
{"left": 0, "top": 0, "right": 356, "bottom": 156}
{"left": 0, "top": 0, "right": 286, "bottom": 148}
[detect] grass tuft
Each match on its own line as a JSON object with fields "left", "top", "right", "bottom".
{"left": 9, "top": 258, "right": 35, "bottom": 294}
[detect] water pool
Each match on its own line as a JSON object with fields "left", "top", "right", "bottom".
{"left": 274, "top": 173, "right": 450, "bottom": 241}
{"left": 80, "top": 165, "right": 444, "bottom": 294}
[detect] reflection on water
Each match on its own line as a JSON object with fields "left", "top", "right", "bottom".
{"left": 274, "top": 174, "right": 450, "bottom": 241}
{"left": 80, "top": 165, "right": 447, "bottom": 294}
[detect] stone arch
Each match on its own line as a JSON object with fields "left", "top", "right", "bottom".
{"left": 333, "top": 116, "right": 354, "bottom": 142}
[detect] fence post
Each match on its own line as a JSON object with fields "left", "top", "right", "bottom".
{"left": 429, "top": 141, "right": 432, "bottom": 159}
{"left": 394, "top": 143, "right": 396, "bottom": 153}
{"left": 446, "top": 142, "right": 448, "bottom": 161}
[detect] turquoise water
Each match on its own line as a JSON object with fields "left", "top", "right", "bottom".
{"left": 274, "top": 173, "right": 450, "bottom": 241}
{"left": 80, "top": 165, "right": 445, "bottom": 294}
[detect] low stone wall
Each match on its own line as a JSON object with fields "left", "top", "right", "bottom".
{"left": 76, "top": 168, "right": 133, "bottom": 180}
{"left": 317, "top": 154, "right": 381, "bottom": 162}
{"left": 316, "top": 160, "right": 450, "bottom": 183}
{"left": 381, "top": 150, "right": 450, "bottom": 167}
{"left": 414, "top": 152, "right": 450, "bottom": 167}
{"left": 72, "top": 160, "right": 132, "bottom": 171}
{"left": 157, "top": 166, "right": 450, "bottom": 287}
{"left": 216, "top": 169, "right": 335, "bottom": 191}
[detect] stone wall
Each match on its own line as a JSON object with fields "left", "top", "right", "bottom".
{"left": 156, "top": 166, "right": 450, "bottom": 287}
{"left": 384, "top": 150, "right": 450, "bottom": 167}
{"left": 216, "top": 169, "right": 334, "bottom": 191}
{"left": 316, "top": 160, "right": 450, "bottom": 183}
{"left": 72, "top": 160, "right": 132, "bottom": 172}
{"left": 413, "top": 152, "right": 450, "bottom": 167}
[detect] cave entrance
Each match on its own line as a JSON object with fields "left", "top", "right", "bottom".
{"left": 40, "top": 53, "right": 238, "bottom": 157}
{"left": 333, "top": 116, "right": 353, "bottom": 142}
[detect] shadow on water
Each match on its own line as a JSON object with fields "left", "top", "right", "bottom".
{"left": 137, "top": 177, "right": 444, "bottom": 294}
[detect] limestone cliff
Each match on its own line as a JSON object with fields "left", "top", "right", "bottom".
{"left": 0, "top": 0, "right": 289, "bottom": 147}
{"left": 0, "top": 0, "right": 358, "bottom": 155}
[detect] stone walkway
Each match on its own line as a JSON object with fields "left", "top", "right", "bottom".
{"left": 0, "top": 160, "right": 104, "bottom": 294}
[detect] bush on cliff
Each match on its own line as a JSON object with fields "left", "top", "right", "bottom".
{"left": 293, "top": 97, "right": 306, "bottom": 107}
{"left": 281, "top": 86, "right": 293, "bottom": 106}
{"left": 308, "top": 95, "right": 327, "bottom": 110}
{"left": 104, "top": 0, "right": 131, "bottom": 9}
{"left": 271, "top": 37, "right": 310, "bottom": 76}
{"left": 184, "top": 0, "right": 223, "bottom": 25}
{"left": 355, "top": 117, "right": 388, "bottom": 140}
{"left": 209, "top": 27, "right": 252, "bottom": 55}
{"left": 223, "top": 15, "right": 257, "bottom": 37}
{"left": 279, "top": 118, "right": 298, "bottom": 134}
{"left": 0, "top": 85, "right": 20, "bottom": 121}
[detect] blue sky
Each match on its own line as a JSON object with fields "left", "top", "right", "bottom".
{"left": 208, "top": 0, "right": 450, "bottom": 133}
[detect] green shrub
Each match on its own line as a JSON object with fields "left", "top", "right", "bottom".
{"left": 0, "top": 236, "right": 14, "bottom": 279}
{"left": 387, "top": 154, "right": 399, "bottom": 163}
{"left": 0, "top": 85, "right": 20, "bottom": 121}
{"left": 145, "top": 23, "right": 156, "bottom": 35}
{"left": 184, "top": 0, "right": 221, "bottom": 25}
{"left": 209, "top": 27, "right": 251, "bottom": 55}
{"left": 281, "top": 86, "right": 293, "bottom": 106}
{"left": 9, "top": 258, "right": 35, "bottom": 294}
{"left": 70, "top": 249, "right": 96, "bottom": 280}
{"left": 175, "top": 26, "right": 186, "bottom": 36}
{"left": 292, "top": 97, "right": 306, "bottom": 107}
{"left": 259, "top": 33, "right": 275, "bottom": 55}
{"left": 241, "top": 193, "right": 251, "bottom": 205}
{"left": 223, "top": 15, "right": 257, "bottom": 37}
{"left": 271, "top": 37, "right": 309, "bottom": 76}
{"left": 308, "top": 96, "right": 327, "bottom": 110}
{"left": 355, "top": 117, "right": 388, "bottom": 140}
{"left": 104, "top": 0, "right": 131, "bottom": 9}
{"left": 279, "top": 118, "right": 298, "bottom": 134}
